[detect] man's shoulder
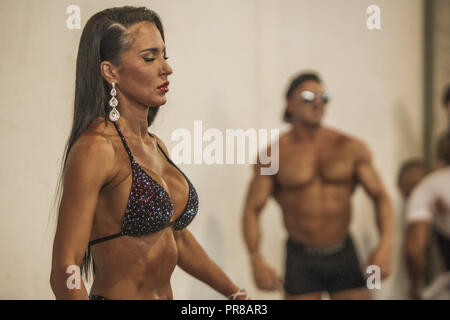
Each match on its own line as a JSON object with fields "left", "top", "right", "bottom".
{"left": 324, "top": 128, "right": 373, "bottom": 163}
{"left": 278, "top": 130, "right": 292, "bottom": 145}
{"left": 324, "top": 127, "right": 368, "bottom": 148}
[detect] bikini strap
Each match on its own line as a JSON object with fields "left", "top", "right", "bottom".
{"left": 154, "top": 140, "right": 192, "bottom": 185}
{"left": 155, "top": 141, "right": 181, "bottom": 171}
{"left": 88, "top": 232, "right": 123, "bottom": 247}
{"left": 149, "top": 134, "right": 175, "bottom": 166}
{"left": 113, "top": 122, "right": 134, "bottom": 162}
{"left": 155, "top": 141, "right": 171, "bottom": 162}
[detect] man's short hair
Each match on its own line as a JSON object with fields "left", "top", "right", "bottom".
{"left": 397, "top": 158, "right": 427, "bottom": 186}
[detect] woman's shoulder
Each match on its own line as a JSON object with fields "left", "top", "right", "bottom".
{"left": 63, "top": 119, "right": 118, "bottom": 191}
{"left": 85, "top": 117, "right": 117, "bottom": 138}
{"left": 69, "top": 118, "right": 117, "bottom": 165}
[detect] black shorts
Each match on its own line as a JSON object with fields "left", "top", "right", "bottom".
{"left": 284, "top": 235, "right": 366, "bottom": 296}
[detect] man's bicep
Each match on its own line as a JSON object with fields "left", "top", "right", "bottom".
{"left": 356, "top": 160, "right": 386, "bottom": 199}
{"left": 244, "top": 165, "right": 274, "bottom": 212}
{"left": 353, "top": 140, "right": 386, "bottom": 198}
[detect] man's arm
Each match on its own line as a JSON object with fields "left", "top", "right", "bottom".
{"left": 404, "top": 175, "right": 435, "bottom": 299}
{"left": 354, "top": 140, "right": 395, "bottom": 278}
{"left": 405, "top": 221, "right": 430, "bottom": 299}
{"left": 242, "top": 160, "right": 282, "bottom": 291}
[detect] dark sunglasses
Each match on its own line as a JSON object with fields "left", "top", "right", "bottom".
{"left": 300, "top": 91, "right": 330, "bottom": 104}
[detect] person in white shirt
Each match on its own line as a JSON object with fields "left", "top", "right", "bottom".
{"left": 405, "top": 166, "right": 450, "bottom": 299}
{"left": 398, "top": 159, "right": 428, "bottom": 199}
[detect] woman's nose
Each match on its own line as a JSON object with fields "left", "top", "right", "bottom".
{"left": 162, "top": 59, "right": 173, "bottom": 76}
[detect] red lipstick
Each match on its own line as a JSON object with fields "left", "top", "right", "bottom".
{"left": 158, "top": 81, "right": 169, "bottom": 93}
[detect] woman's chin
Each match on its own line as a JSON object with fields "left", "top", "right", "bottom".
{"left": 148, "top": 98, "right": 167, "bottom": 108}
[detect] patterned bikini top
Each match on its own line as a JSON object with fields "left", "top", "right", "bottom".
{"left": 88, "top": 122, "right": 199, "bottom": 247}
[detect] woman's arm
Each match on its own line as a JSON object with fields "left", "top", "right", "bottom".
{"left": 173, "top": 229, "right": 246, "bottom": 299}
{"left": 50, "top": 134, "right": 116, "bottom": 299}
{"left": 152, "top": 135, "right": 248, "bottom": 299}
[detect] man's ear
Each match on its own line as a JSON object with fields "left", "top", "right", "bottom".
{"left": 100, "top": 61, "right": 119, "bottom": 85}
{"left": 286, "top": 98, "right": 294, "bottom": 114}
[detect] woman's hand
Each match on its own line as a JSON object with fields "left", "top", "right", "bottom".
{"left": 228, "top": 288, "right": 251, "bottom": 300}
{"left": 174, "top": 229, "right": 248, "bottom": 299}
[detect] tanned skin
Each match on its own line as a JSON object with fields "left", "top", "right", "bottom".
{"left": 50, "top": 22, "right": 246, "bottom": 300}
{"left": 242, "top": 80, "right": 394, "bottom": 300}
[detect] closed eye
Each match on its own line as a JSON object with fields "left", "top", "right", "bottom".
{"left": 143, "top": 56, "right": 169, "bottom": 62}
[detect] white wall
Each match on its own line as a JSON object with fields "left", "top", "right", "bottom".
{"left": 0, "top": 0, "right": 423, "bottom": 299}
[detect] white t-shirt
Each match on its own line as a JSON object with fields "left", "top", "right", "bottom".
{"left": 406, "top": 167, "right": 450, "bottom": 238}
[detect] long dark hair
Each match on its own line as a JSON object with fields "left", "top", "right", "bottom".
{"left": 54, "top": 6, "right": 166, "bottom": 282}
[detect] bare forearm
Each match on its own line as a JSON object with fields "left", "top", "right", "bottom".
{"left": 176, "top": 231, "right": 239, "bottom": 298}
{"left": 374, "top": 193, "right": 394, "bottom": 248}
{"left": 406, "top": 251, "right": 425, "bottom": 291}
{"left": 50, "top": 266, "right": 89, "bottom": 300}
{"left": 405, "top": 223, "right": 429, "bottom": 292}
{"left": 242, "top": 207, "right": 262, "bottom": 259}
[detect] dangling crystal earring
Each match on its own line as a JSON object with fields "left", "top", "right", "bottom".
{"left": 109, "top": 82, "right": 120, "bottom": 122}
